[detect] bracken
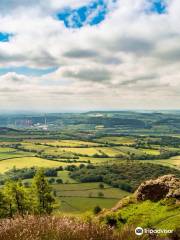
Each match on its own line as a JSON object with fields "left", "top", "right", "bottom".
{"left": 0, "top": 215, "right": 150, "bottom": 240}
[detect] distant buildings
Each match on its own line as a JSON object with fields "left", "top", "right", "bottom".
{"left": 15, "top": 119, "right": 33, "bottom": 127}
{"left": 34, "top": 123, "right": 48, "bottom": 130}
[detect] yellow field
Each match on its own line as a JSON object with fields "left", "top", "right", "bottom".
{"left": 169, "top": 156, "right": 180, "bottom": 167}
{"left": 61, "top": 147, "right": 100, "bottom": 156}
{"left": 140, "top": 149, "right": 160, "bottom": 155}
{"left": 95, "top": 147, "right": 126, "bottom": 157}
{"left": 0, "top": 157, "right": 77, "bottom": 173}
{"left": 98, "top": 136, "right": 135, "bottom": 145}
{"left": 0, "top": 147, "right": 15, "bottom": 153}
{"left": 79, "top": 156, "right": 118, "bottom": 164}
{"left": 21, "top": 143, "right": 49, "bottom": 151}
{"left": 60, "top": 146, "right": 126, "bottom": 157}
{"left": 39, "top": 140, "right": 100, "bottom": 147}
{"left": 20, "top": 141, "right": 129, "bottom": 158}
{"left": 170, "top": 156, "right": 180, "bottom": 160}
{"left": 168, "top": 160, "right": 180, "bottom": 167}
{"left": 142, "top": 159, "right": 180, "bottom": 170}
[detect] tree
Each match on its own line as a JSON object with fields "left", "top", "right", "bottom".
{"left": 99, "top": 183, "right": 104, "bottom": 189}
{"left": 56, "top": 178, "right": 63, "bottom": 184}
{"left": 3, "top": 180, "right": 30, "bottom": 217}
{"left": 32, "top": 169, "right": 55, "bottom": 214}
{"left": 98, "top": 192, "right": 104, "bottom": 198}
{"left": 48, "top": 178, "right": 55, "bottom": 184}
{"left": 0, "top": 190, "right": 9, "bottom": 218}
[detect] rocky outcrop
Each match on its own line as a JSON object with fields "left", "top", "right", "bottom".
{"left": 135, "top": 175, "right": 180, "bottom": 201}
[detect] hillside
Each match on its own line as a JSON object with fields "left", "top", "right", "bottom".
{"left": 70, "top": 162, "right": 180, "bottom": 192}
{"left": 0, "top": 175, "right": 179, "bottom": 240}
{"left": 98, "top": 175, "right": 180, "bottom": 239}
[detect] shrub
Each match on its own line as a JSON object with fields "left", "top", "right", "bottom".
{"left": 98, "top": 192, "right": 104, "bottom": 198}
{"left": 48, "top": 178, "right": 55, "bottom": 184}
{"left": 99, "top": 183, "right": 104, "bottom": 189}
{"left": 0, "top": 215, "right": 149, "bottom": 240}
{"left": 56, "top": 178, "right": 63, "bottom": 184}
{"left": 93, "top": 205, "right": 102, "bottom": 214}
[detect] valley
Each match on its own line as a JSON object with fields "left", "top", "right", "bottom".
{"left": 0, "top": 111, "right": 180, "bottom": 215}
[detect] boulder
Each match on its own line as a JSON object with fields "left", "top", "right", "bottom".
{"left": 135, "top": 175, "right": 180, "bottom": 201}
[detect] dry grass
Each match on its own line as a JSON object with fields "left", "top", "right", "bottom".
{"left": 0, "top": 215, "right": 151, "bottom": 240}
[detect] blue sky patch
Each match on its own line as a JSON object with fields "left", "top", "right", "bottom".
{"left": 149, "top": 0, "right": 167, "bottom": 14}
{"left": 0, "top": 66, "right": 58, "bottom": 77}
{"left": 0, "top": 32, "right": 12, "bottom": 42}
{"left": 57, "top": 0, "right": 110, "bottom": 28}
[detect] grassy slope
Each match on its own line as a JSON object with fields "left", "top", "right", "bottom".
{"left": 107, "top": 199, "right": 180, "bottom": 230}
{"left": 59, "top": 197, "right": 119, "bottom": 213}
{"left": 141, "top": 159, "right": 180, "bottom": 170}
{"left": 53, "top": 182, "right": 130, "bottom": 213}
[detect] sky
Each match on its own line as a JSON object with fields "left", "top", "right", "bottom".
{"left": 0, "top": 0, "right": 180, "bottom": 112}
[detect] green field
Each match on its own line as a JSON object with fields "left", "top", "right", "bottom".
{"left": 0, "top": 128, "right": 180, "bottom": 216}
{"left": 140, "top": 148, "right": 160, "bottom": 155}
{"left": 141, "top": 159, "right": 180, "bottom": 169}
{"left": 0, "top": 157, "right": 79, "bottom": 173}
{"left": 0, "top": 147, "right": 16, "bottom": 153}
{"left": 43, "top": 140, "right": 100, "bottom": 147}
{"left": 97, "top": 136, "right": 136, "bottom": 145}
{"left": 54, "top": 182, "right": 129, "bottom": 198}
{"left": 58, "top": 170, "right": 77, "bottom": 183}
{"left": 60, "top": 147, "right": 100, "bottom": 156}
{"left": 0, "top": 147, "right": 34, "bottom": 160}
{"left": 59, "top": 197, "right": 120, "bottom": 213}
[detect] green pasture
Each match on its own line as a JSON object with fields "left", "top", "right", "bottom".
{"left": 0, "top": 147, "right": 16, "bottom": 153}
{"left": 58, "top": 197, "right": 120, "bottom": 213}
{"left": 96, "top": 136, "right": 136, "bottom": 145}
{"left": 0, "top": 157, "right": 80, "bottom": 173}
{"left": 54, "top": 182, "right": 129, "bottom": 199}
{"left": 139, "top": 148, "right": 160, "bottom": 155}
{"left": 58, "top": 170, "right": 77, "bottom": 183}
{"left": 0, "top": 151, "right": 34, "bottom": 160}
{"left": 141, "top": 159, "right": 180, "bottom": 169}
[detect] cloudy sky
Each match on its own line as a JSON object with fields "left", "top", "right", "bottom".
{"left": 0, "top": 0, "right": 180, "bottom": 112}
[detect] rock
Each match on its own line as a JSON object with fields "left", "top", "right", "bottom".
{"left": 135, "top": 175, "right": 180, "bottom": 201}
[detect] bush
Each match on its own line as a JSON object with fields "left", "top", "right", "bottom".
{"left": 98, "top": 192, "right": 104, "bottom": 198}
{"left": 48, "top": 178, "right": 55, "bottom": 184}
{"left": 93, "top": 206, "right": 102, "bottom": 214}
{"left": 56, "top": 178, "right": 63, "bottom": 184}
{"left": 99, "top": 183, "right": 104, "bottom": 189}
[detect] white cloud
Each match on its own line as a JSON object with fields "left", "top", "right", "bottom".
{"left": 0, "top": 0, "right": 180, "bottom": 111}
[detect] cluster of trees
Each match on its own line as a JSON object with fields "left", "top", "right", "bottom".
{"left": 0, "top": 167, "right": 62, "bottom": 185}
{"left": 147, "top": 136, "right": 180, "bottom": 148}
{"left": 128, "top": 151, "right": 180, "bottom": 160}
{"left": 70, "top": 162, "right": 180, "bottom": 192}
{"left": 71, "top": 117, "right": 146, "bottom": 128}
{"left": 0, "top": 170, "right": 55, "bottom": 218}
